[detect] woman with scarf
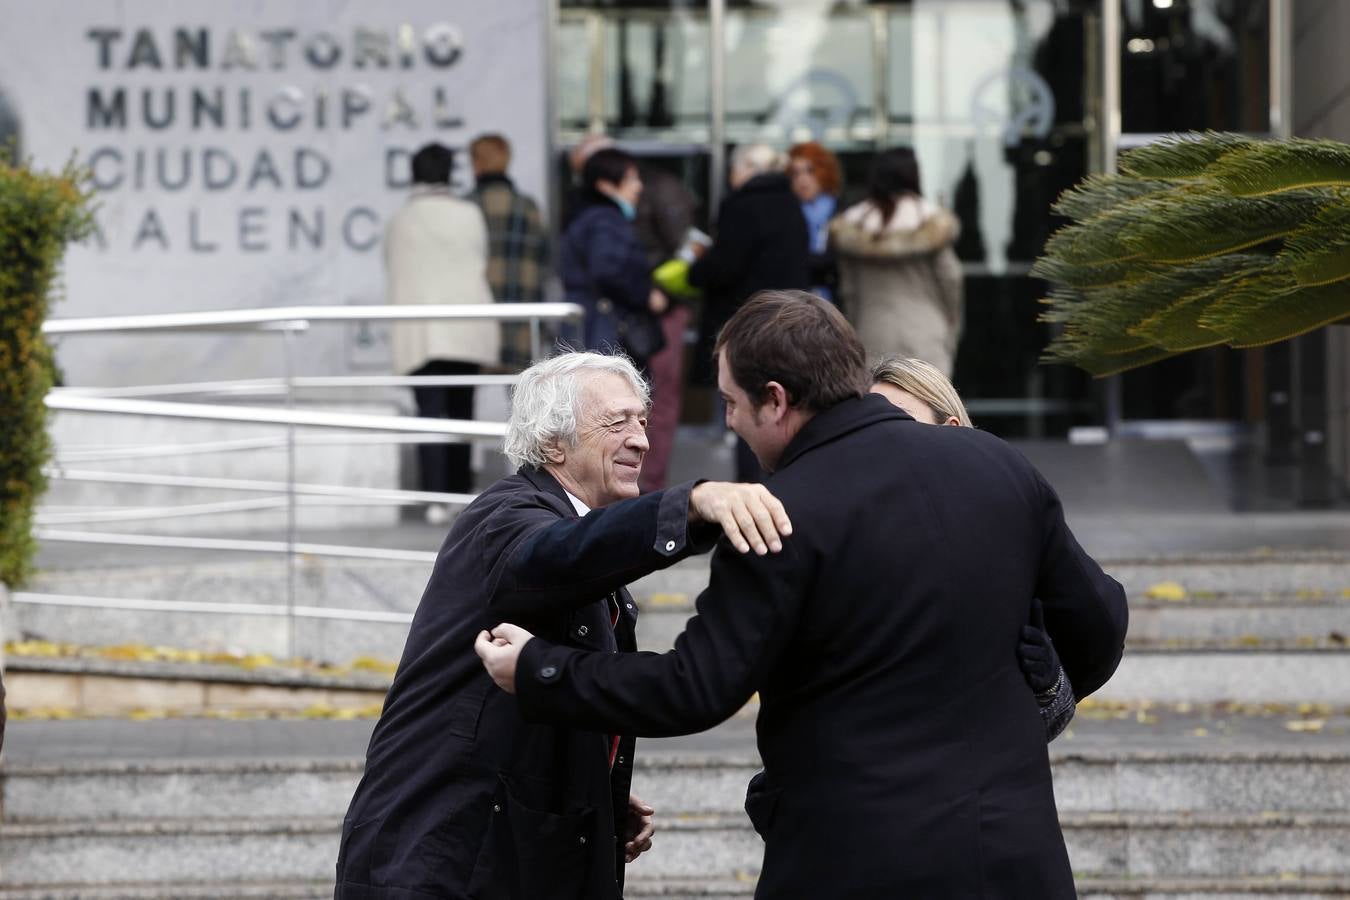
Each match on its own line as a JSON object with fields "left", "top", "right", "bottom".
{"left": 559, "top": 147, "right": 666, "bottom": 368}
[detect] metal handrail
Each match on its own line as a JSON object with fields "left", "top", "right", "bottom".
{"left": 43, "top": 467, "right": 477, "bottom": 507}
{"left": 35, "top": 529, "right": 439, "bottom": 563}
{"left": 36, "top": 302, "right": 577, "bottom": 658}
{"left": 11, "top": 592, "right": 414, "bottom": 626}
{"left": 45, "top": 394, "right": 509, "bottom": 438}
{"left": 51, "top": 374, "right": 523, "bottom": 399}
{"left": 42, "top": 302, "right": 584, "bottom": 335}
{"left": 54, "top": 432, "right": 497, "bottom": 464}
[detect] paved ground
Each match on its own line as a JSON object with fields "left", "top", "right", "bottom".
{"left": 6, "top": 702, "right": 1349, "bottom": 766}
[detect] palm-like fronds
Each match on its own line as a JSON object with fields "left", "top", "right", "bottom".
{"left": 1038, "top": 132, "right": 1350, "bottom": 376}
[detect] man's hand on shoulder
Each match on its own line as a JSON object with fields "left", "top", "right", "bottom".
{"left": 474, "top": 623, "right": 535, "bottom": 694}
{"left": 689, "top": 482, "right": 793, "bottom": 556}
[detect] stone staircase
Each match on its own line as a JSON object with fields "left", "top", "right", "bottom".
{"left": 2, "top": 741, "right": 1349, "bottom": 898}
{"left": 3, "top": 549, "right": 1349, "bottom": 897}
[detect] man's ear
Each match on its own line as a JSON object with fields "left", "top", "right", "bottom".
{"left": 762, "top": 381, "right": 791, "bottom": 424}
{"left": 544, "top": 443, "right": 566, "bottom": 464}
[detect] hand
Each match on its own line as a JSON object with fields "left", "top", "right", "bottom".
{"left": 689, "top": 482, "right": 793, "bottom": 555}
{"left": 648, "top": 288, "right": 670, "bottom": 315}
{"left": 1017, "top": 599, "right": 1062, "bottom": 696}
{"left": 624, "top": 794, "right": 655, "bottom": 863}
{"left": 473, "top": 623, "right": 535, "bottom": 694}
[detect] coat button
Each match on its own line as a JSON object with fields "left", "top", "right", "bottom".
{"left": 617, "top": 756, "right": 626, "bottom": 765}
{"left": 493, "top": 803, "right": 501, "bottom": 813}
{"left": 579, "top": 835, "right": 588, "bottom": 844}
{"left": 576, "top": 625, "right": 589, "bottom": 637}
{"left": 626, "top": 603, "right": 634, "bottom": 610}
{"left": 539, "top": 665, "right": 558, "bottom": 681}
{"left": 665, "top": 539, "right": 676, "bottom": 552}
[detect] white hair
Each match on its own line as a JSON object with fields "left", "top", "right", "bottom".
{"left": 731, "top": 143, "right": 787, "bottom": 176}
{"left": 504, "top": 352, "right": 650, "bottom": 469}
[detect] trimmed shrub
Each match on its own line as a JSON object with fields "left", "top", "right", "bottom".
{"left": 0, "top": 159, "right": 92, "bottom": 587}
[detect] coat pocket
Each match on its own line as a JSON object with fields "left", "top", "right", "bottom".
{"left": 743, "top": 770, "right": 783, "bottom": 840}
{"left": 501, "top": 777, "right": 596, "bottom": 900}
{"left": 446, "top": 674, "right": 490, "bottom": 741}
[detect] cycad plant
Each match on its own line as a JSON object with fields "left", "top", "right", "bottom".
{"left": 1034, "top": 132, "right": 1350, "bottom": 376}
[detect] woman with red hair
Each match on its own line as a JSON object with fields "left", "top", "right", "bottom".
{"left": 787, "top": 141, "right": 842, "bottom": 302}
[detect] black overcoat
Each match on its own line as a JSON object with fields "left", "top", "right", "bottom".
{"left": 687, "top": 172, "right": 809, "bottom": 381}
{"left": 517, "top": 395, "right": 1129, "bottom": 899}
{"left": 335, "top": 470, "right": 713, "bottom": 900}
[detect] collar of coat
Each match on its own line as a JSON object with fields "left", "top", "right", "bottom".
{"left": 736, "top": 172, "right": 792, "bottom": 196}
{"left": 829, "top": 206, "right": 960, "bottom": 261}
{"left": 517, "top": 465, "right": 581, "bottom": 516}
{"left": 474, "top": 172, "right": 515, "bottom": 190}
{"left": 775, "top": 392, "right": 914, "bottom": 472}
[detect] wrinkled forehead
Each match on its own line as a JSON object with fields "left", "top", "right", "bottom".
{"left": 579, "top": 372, "right": 648, "bottom": 419}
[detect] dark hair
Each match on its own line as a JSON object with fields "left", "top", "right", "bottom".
{"left": 582, "top": 147, "right": 637, "bottom": 192}
{"left": 411, "top": 143, "right": 454, "bottom": 185}
{"left": 868, "top": 147, "right": 921, "bottom": 227}
{"left": 715, "top": 291, "right": 868, "bottom": 413}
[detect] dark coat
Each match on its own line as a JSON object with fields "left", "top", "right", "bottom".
{"left": 687, "top": 172, "right": 809, "bottom": 318}
{"left": 517, "top": 394, "right": 1129, "bottom": 899}
{"left": 335, "top": 472, "right": 713, "bottom": 900}
{"left": 559, "top": 193, "right": 662, "bottom": 363}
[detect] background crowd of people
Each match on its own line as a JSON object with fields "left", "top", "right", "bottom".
{"left": 384, "top": 134, "right": 966, "bottom": 499}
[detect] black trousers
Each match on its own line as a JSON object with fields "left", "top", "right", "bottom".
{"left": 410, "top": 359, "right": 479, "bottom": 494}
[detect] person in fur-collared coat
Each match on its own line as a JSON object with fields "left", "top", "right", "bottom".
{"left": 831, "top": 147, "right": 964, "bottom": 375}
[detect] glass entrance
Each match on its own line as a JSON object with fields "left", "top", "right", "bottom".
{"left": 551, "top": 0, "right": 1284, "bottom": 439}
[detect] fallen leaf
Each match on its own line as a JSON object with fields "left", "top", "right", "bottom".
{"left": 1285, "top": 719, "right": 1326, "bottom": 733}
{"left": 1145, "top": 582, "right": 1187, "bottom": 601}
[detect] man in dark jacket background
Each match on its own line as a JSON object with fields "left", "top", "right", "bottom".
{"left": 479, "top": 293, "right": 1129, "bottom": 899}
{"left": 335, "top": 351, "right": 791, "bottom": 900}
{"left": 688, "top": 144, "right": 809, "bottom": 481}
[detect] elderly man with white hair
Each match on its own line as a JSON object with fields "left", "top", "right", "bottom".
{"left": 335, "top": 351, "right": 791, "bottom": 900}
{"left": 688, "top": 143, "right": 811, "bottom": 481}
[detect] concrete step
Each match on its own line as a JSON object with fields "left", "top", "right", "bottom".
{"left": 633, "top": 597, "right": 1350, "bottom": 653}
{"left": 13, "top": 551, "right": 1347, "bottom": 665}
{"left": 0, "top": 817, "right": 340, "bottom": 886}
{"left": 3, "top": 656, "right": 389, "bottom": 717}
{"left": 4, "top": 811, "right": 1347, "bottom": 886}
{"left": 622, "top": 875, "right": 1350, "bottom": 899}
{"left": 3, "top": 877, "right": 1348, "bottom": 900}
{"left": 6, "top": 750, "right": 1348, "bottom": 824}
{"left": 1, "top": 879, "right": 1347, "bottom": 900}
{"left": 13, "top": 558, "right": 426, "bottom": 665}
{"left": 1091, "top": 649, "right": 1350, "bottom": 704}
{"left": 620, "top": 811, "right": 1350, "bottom": 881}
{"left": 1, "top": 759, "right": 363, "bottom": 823}
{"left": 627, "top": 554, "right": 1350, "bottom": 610}
{"left": 0, "top": 881, "right": 332, "bottom": 900}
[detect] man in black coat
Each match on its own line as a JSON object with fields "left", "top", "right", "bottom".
{"left": 479, "top": 293, "right": 1129, "bottom": 899}
{"left": 689, "top": 144, "right": 810, "bottom": 482}
{"left": 335, "top": 351, "right": 792, "bottom": 899}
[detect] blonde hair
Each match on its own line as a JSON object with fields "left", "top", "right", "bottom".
{"left": 870, "top": 356, "right": 973, "bottom": 428}
{"left": 731, "top": 143, "right": 787, "bottom": 176}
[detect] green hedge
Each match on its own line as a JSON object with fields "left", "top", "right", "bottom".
{"left": 0, "top": 159, "right": 92, "bottom": 588}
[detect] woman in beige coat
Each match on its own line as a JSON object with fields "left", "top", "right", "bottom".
{"left": 830, "top": 148, "right": 964, "bottom": 375}
{"left": 385, "top": 144, "right": 500, "bottom": 522}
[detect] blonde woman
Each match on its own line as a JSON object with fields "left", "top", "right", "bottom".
{"left": 870, "top": 355, "right": 972, "bottom": 427}
{"left": 871, "top": 355, "right": 1074, "bottom": 740}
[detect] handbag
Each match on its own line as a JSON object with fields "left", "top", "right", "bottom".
{"left": 596, "top": 297, "right": 666, "bottom": 363}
